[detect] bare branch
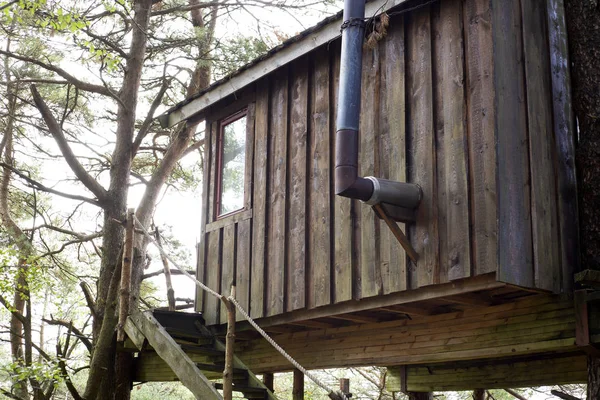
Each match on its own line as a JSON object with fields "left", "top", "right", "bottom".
{"left": 0, "top": 49, "right": 113, "bottom": 97}
{"left": 0, "top": 162, "right": 101, "bottom": 206}
{"left": 132, "top": 77, "right": 171, "bottom": 156}
{"left": 30, "top": 85, "right": 109, "bottom": 205}
{"left": 42, "top": 318, "right": 92, "bottom": 352}
{"left": 142, "top": 268, "right": 195, "bottom": 280}
{"left": 80, "top": 282, "right": 97, "bottom": 320}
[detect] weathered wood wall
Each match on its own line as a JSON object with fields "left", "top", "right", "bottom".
{"left": 195, "top": 0, "right": 574, "bottom": 325}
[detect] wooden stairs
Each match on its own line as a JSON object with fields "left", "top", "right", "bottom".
{"left": 124, "top": 309, "right": 276, "bottom": 400}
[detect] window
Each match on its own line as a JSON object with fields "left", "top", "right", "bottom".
{"left": 216, "top": 109, "right": 247, "bottom": 218}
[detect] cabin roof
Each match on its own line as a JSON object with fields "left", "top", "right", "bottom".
{"left": 159, "top": 0, "right": 413, "bottom": 128}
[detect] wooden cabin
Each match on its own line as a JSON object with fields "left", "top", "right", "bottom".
{"left": 125, "top": 0, "right": 588, "bottom": 397}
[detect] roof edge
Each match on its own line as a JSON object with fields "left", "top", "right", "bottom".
{"left": 161, "top": 0, "right": 412, "bottom": 128}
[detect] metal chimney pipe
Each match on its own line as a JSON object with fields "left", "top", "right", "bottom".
{"left": 335, "top": 0, "right": 422, "bottom": 209}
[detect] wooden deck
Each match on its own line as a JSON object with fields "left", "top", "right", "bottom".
{"left": 222, "top": 292, "right": 580, "bottom": 377}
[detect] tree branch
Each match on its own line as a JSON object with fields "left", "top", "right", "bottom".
{"left": 132, "top": 77, "right": 171, "bottom": 156}
{"left": 30, "top": 85, "right": 109, "bottom": 205}
{"left": 0, "top": 49, "right": 113, "bottom": 97}
{"left": 142, "top": 268, "right": 195, "bottom": 280}
{"left": 42, "top": 318, "right": 92, "bottom": 352}
{"left": 0, "top": 162, "right": 100, "bottom": 206}
{"left": 0, "top": 295, "right": 26, "bottom": 325}
{"left": 80, "top": 282, "right": 97, "bottom": 320}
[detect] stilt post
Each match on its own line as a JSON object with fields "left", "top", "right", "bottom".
{"left": 117, "top": 208, "right": 135, "bottom": 342}
{"left": 222, "top": 286, "right": 236, "bottom": 400}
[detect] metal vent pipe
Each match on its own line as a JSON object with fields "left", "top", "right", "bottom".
{"left": 335, "top": 0, "right": 422, "bottom": 209}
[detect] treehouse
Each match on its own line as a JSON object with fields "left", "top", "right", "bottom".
{"left": 123, "top": 0, "right": 591, "bottom": 398}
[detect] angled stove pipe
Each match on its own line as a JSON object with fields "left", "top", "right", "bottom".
{"left": 335, "top": 0, "right": 422, "bottom": 209}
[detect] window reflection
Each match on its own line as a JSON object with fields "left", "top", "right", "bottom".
{"left": 218, "top": 113, "right": 246, "bottom": 216}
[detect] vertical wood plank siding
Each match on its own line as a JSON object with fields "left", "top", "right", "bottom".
{"left": 196, "top": 0, "right": 571, "bottom": 323}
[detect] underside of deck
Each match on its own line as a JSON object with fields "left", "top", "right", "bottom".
{"left": 127, "top": 274, "right": 587, "bottom": 394}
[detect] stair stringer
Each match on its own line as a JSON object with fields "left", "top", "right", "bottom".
{"left": 196, "top": 323, "right": 277, "bottom": 400}
{"left": 128, "top": 310, "right": 223, "bottom": 400}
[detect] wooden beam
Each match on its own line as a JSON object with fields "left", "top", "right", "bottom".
{"left": 574, "top": 289, "right": 590, "bottom": 347}
{"left": 164, "top": 0, "right": 416, "bottom": 127}
{"left": 263, "top": 373, "right": 274, "bottom": 392}
{"left": 292, "top": 369, "right": 304, "bottom": 400}
{"left": 288, "top": 320, "right": 338, "bottom": 329}
{"left": 378, "top": 305, "right": 432, "bottom": 317}
{"left": 215, "top": 273, "right": 502, "bottom": 334}
{"left": 117, "top": 208, "right": 135, "bottom": 342}
{"left": 129, "top": 311, "right": 222, "bottom": 400}
{"left": 439, "top": 294, "right": 492, "bottom": 307}
{"left": 329, "top": 314, "right": 379, "bottom": 324}
{"left": 124, "top": 318, "right": 145, "bottom": 350}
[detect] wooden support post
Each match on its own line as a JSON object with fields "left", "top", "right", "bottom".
{"left": 339, "top": 378, "right": 350, "bottom": 397}
{"left": 292, "top": 369, "right": 304, "bottom": 400}
{"left": 222, "top": 286, "right": 236, "bottom": 400}
{"left": 263, "top": 373, "right": 274, "bottom": 392}
{"left": 473, "top": 389, "right": 485, "bottom": 400}
{"left": 117, "top": 208, "right": 135, "bottom": 342}
{"left": 155, "top": 227, "right": 175, "bottom": 311}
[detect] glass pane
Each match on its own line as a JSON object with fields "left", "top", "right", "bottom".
{"left": 219, "top": 115, "right": 246, "bottom": 216}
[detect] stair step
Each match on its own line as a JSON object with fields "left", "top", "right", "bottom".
{"left": 179, "top": 344, "right": 224, "bottom": 356}
{"left": 165, "top": 326, "right": 213, "bottom": 341}
{"left": 213, "top": 383, "right": 268, "bottom": 399}
{"left": 196, "top": 363, "right": 248, "bottom": 379}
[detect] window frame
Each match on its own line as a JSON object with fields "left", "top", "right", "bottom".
{"left": 214, "top": 108, "right": 249, "bottom": 220}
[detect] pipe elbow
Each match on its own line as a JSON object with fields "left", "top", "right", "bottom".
{"left": 335, "top": 166, "right": 374, "bottom": 201}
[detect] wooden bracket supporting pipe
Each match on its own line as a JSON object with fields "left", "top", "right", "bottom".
{"left": 373, "top": 204, "right": 419, "bottom": 262}
{"left": 222, "top": 286, "right": 236, "bottom": 400}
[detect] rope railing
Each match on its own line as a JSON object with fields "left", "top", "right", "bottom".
{"left": 132, "top": 216, "right": 347, "bottom": 400}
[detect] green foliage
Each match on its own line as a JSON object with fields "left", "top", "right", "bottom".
{"left": 212, "top": 37, "right": 270, "bottom": 80}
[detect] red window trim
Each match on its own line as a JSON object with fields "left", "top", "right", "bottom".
{"left": 215, "top": 108, "right": 248, "bottom": 220}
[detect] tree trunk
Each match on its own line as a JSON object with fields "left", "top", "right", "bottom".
{"left": 564, "top": 1, "right": 600, "bottom": 398}
{"left": 473, "top": 389, "right": 485, "bottom": 400}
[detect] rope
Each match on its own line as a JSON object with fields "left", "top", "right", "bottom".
{"left": 228, "top": 296, "right": 347, "bottom": 400}
{"left": 133, "top": 216, "right": 222, "bottom": 301}
{"left": 133, "top": 215, "right": 347, "bottom": 400}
